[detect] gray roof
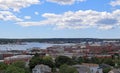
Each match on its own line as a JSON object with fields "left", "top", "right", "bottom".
{"left": 73, "top": 65, "right": 91, "bottom": 73}
{"left": 32, "top": 64, "right": 51, "bottom": 72}
{"left": 109, "top": 69, "right": 120, "bottom": 73}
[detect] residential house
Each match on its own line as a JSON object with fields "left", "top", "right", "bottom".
{"left": 32, "top": 64, "right": 51, "bottom": 73}
{"left": 82, "top": 63, "right": 103, "bottom": 73}
{"left": 109, "top": 69, "right": 120, "bottom": 73}
{"left": 73, "top": 65, "right": 91, "bottom": 73}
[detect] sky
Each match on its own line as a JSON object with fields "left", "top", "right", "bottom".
{"left": 1, "top": 0, "right": 120, "bottom": 38}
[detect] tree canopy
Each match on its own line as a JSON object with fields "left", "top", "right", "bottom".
{"left": 5, "top": 65, "right": 26, "bottom": 73}
{"left": 29, "top": 55, "right": 54, "bottom": 70}
{"left": 59, "top": 64, "right": 78, "bottom": 73}
{"left": 11, "top": 61, "right": 26, "bottom": 69}
{"left": 55, "top": 56, "right": 74, "bottom": 68}
{"left": 0, "top": 62, "right": 7, "bottom": 71}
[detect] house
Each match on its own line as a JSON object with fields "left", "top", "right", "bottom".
{"left": 82, "top": 63, "right": 103, "bottom": 73}
{"left": 73, "top": 63, "right": 102, "bottom": 73}
{"left": 73, "top": 65, "right": 91, "bottom": 73}
{"left": 4, "top": 55, "right": 33, "bottom": 64}
{"left": 32, "top": 64, "right": 51, "bottom": 73}
{"left": 109, "top": 69, "right": 120, "bottom": 73}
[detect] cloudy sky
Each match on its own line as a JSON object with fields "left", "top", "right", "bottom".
{"left": 0, "top": 0, "right": 120, "bottom": 38}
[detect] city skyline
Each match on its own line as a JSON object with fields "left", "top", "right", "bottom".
{"left": 0, "top": 0, "right": 120, "bottom": 38}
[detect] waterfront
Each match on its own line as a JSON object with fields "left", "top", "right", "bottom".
{"left": 0, "top": 42, "right": 75, "bottom": 50}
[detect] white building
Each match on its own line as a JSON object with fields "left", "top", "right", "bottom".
{"left": 32, "top": 64, "right": 51, "bottom": 73}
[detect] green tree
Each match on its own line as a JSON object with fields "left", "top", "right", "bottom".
{"left": 55, "top": 56, "right": 74, "bottom": 68}
{"left": 91, "top": 57, "right": 101, "bottom": 64}
{"left": 103, "top": 67, "right": 111, "bottom": 73}
{"left": 11, "top": 61, "right": 30, "bottom": 73}
{"left": 59, "top": 64, "right": 78, "bottom": 73}
{"left": 84, "top": 58, "right": 91, "bottom": 63}
{"left": 0, "top": 62, "right": 7, "bottom": 70}
{"left": 77, "top": 57, "right": 85, "bottom": 64}
{"left": 43, "top": 56, "right": 55, "bottom": 68}
{"left": 24, "top": 68, "right": 31, "bottom": 73}
{"left": 29, "top": 56, "right": 43, "bottom": 70}
{"left": 103, "top": 58, "right": 114, "bottom": 66}
{"left": 29, "top": 55, "right": 55, "bottom": 70}
{"left": 5, "top": 65, "right": 26, "bottom": 73}
{"left": 12, "top": 61, "right": 26, "bottom": 68}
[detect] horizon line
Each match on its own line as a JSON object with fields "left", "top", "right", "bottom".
{"left": 0, "top": 38, "right": 120, "bottom": 39}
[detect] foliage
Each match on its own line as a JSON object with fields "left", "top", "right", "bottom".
{"left": 43, "top": 56, "right": 55, "bottom": 68}
{"left": 5, "top": 65, "right": 26, "bottom": 73}
{"left": 0, "top": 61, "right": 30, "bottom": 73}
{"left": 29, "top": 55, "right": 55, "bottom": 70}
{"left": 77, "top": 57, "right": 85, "bottom": 64}
{"left": 103, "top": 67, "right": 111, "bottom": 73}
{"left": 103, "top": 58, "right": 114, "bottom": 66}
{"left": 91, "top": 57, "right": 101, "bottom": 64}
{"left": 59, "top": 64, "right": 78, "bottom": 73}
{"left": 0, "top": 62, "right": 7, "bottom": 70}
{"left": 29, "top": 55, "right": 43, "bottom": 70}
{"left": 11, "top": 61, "right": 26, "bottom": 68}
{"left": 76, "top": 56, "right": 116, "bottom": 66}
{"left": 52, "top": 67, "right": 56, "bottom": 73}
{"left": 24, "top": 68, "right": 31, "bottom": 73}
{"left": 55, "top": 56, "right": 74, "bottom": 68}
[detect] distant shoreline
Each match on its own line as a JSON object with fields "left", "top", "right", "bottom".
{"left": 0, "top": 38, "right": 119, "bottom": 44}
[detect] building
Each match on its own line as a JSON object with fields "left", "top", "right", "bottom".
{"left": 82, "top": 63, "right": 103, "bottom": 73}
{"left": 32, "top": 64, "right": 51, "bottom": 73}
{"left": 73, "top": 64, "right": 103, "bottom": 73}
{"left": 109, "top": 69, "right": 120, "bottom": 73}
{"left": 4, "top": 55, "right": 33, "bottom": 64}
{"left": 73, "top": 65, "right": 91, "bottom": 73}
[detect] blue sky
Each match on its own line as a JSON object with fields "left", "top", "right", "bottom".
{"left": 0, "top": 0, "right": 120, "bottom": 38}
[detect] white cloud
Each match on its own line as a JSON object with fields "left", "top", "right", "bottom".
{"left": 46, "top": 0, "right": 85, "bottom": 5}
{"left": 110, "top": 0, "right": 120, "bottom": 6}
{"left": 17, "top": 9, "right": 120, "bottom": 30}
{"left": 0, "top": 11, "right": 22, "bottom": 21}
{"left": 35, "top": 12, "right": 39, "bottom": 15}
{"left": 0, "top": 0, "right": 40, "bottom": 12}
{"left": 24, "top": 16, "right": 31, "bottom": 20}
{"left": 0, "top": 0, "right": 40, "bottom": 22}
{"left": 16, "top": 20, "right": 50, "bottom": 27}
{"left": 98, "top": 25, "right": 114, "bottom": 30}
